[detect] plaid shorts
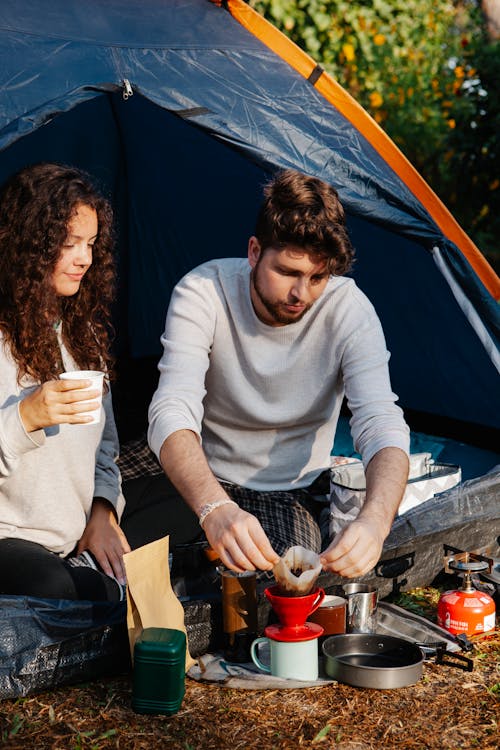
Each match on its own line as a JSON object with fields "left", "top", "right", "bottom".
{"left": 220, "top": 479, "right": 331, "bottom": 557}
{"left": 118, "top": 433, "right": 163, "bottom": 482}
{"left": 119, "top": 434, "right": 332, "bottom": 555}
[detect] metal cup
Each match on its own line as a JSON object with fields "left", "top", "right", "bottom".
{"left": 342, "top": 583, "right": 378, "bottom": 633}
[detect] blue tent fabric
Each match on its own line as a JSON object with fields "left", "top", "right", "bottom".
{"left": 0, "top": 0, "right": 498, "bottom": 433}
{"left": 332, "top": 415, "right": 499, "bottom": 481}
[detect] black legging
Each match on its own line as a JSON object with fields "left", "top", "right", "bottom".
{"left": 0, "top": 538, "right": 122, "bottom": 601}
{"left": 0, "top": 476, "right": 202, "bottom": 603}
{"left": 120, "top": 474, "right": 204, "bottom": 550}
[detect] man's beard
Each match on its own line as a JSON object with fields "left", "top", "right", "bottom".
{"left": 251, "top": 266, "right": 312, "bottom": 325}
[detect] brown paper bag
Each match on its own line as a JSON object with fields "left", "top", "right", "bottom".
{"left": 123, "top": 535, "right": 195, "bottom": 671}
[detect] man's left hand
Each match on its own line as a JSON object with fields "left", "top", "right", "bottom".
{"left": 77, "top": 498, "right": 131, "bottom": 584}
{"left": 320, "top": 517, "right": 385, "bottom": 578}
{"left": 321, "top": 448, "right": 409, "bottom": 577}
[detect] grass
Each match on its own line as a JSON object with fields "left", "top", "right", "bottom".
{"left": 0, "top": 589, "right": 498, "bottom": 750}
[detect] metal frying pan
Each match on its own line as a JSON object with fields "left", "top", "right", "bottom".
{"left": 322, "top": 634, "right": 424, "bottom": 689}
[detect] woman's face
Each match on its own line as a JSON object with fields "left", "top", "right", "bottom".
{"left": 50, "top": 203, "right": 98, "bottom": 296}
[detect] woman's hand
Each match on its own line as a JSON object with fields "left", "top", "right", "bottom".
{"left": 77, "top": 498, "right": 131, "bottom": 584}
{"left": 19, "top": 379, "right": 101, "bottom": 432}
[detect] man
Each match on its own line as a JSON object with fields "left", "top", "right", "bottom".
{"left": 148, "top": 169, "right": 410, "bottom": 578}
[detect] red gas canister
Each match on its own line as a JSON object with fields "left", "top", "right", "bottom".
{"left": 437, "top": 554, "right": 496, "bottom": 637}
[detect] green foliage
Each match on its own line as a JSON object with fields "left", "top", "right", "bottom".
{"left": 248, "top": 0, "right": 500, "bottom": 269}
{"left": 1, "top": 712, "right": 25, "bottom": 740}
{"left": 312, "top": 723, "right": 332, "bottom": 742}
{"left": 441, "top": 38, "right": 500, "bottom": 257}
{"left": 392, "top": 586, "right": 441, "bottom": 621}
{"left": 71, "top": 727, "right": 118, "bottom": 750}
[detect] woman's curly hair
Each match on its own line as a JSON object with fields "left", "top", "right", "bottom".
{"left": 254, "top": 169, "right": 355, "bottom": 275}
{"left": 0, "top": 163, "right": 116, "bottom": 385}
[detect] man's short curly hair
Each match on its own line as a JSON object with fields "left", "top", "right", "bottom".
{"left": 254, "top": 169, "right": 355, "bottom": 275}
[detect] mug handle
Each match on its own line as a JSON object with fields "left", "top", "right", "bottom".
{"left": 250, "top": 637, "right": 271, "bottom": 673}
{"left": 309, "top": 587, "right": 325, "bottom": 615}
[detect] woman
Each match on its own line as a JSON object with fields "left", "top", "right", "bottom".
{"left": 0, "top": 163, "right": 129, "bottom": 601}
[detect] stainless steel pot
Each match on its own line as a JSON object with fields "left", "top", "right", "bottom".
{"left": 322, "top": 634, "right": 424, "bottom": 689}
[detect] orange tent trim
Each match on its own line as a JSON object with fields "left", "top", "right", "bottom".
{"left": 210, "top": 0, "right": 499, "bottom": 301}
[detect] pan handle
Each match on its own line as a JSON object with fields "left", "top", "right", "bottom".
{"left": 414, "top": 641, "right": 474, "bottom": 671}
{"left": 435, "top": 646, "right": 474, "bottom": 672}
{"left": 414, "top": 640, "right": 448, "bottom": 657}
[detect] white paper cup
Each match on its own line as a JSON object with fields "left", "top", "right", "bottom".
{"left": 60, "top": 370, "right": 104, "bottom": 425}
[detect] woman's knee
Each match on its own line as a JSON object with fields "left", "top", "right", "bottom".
{"left": 0, "top": 539, "right": 80, "bottom": 599}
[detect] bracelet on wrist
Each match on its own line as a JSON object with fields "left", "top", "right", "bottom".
{"left": 198, "top": 498, "right": 237, "bottom": 528}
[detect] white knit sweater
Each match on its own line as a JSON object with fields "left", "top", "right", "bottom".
{"left": 148, "top": 258, "right": 410, "bottom": 490}
{"left": 0, "top": 329, "right": 124, "bottom": 555}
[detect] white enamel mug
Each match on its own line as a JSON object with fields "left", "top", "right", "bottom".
{"left": 250, "top": 636, "right": 319, "bottom": 681}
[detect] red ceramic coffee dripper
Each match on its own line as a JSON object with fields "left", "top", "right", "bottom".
{"left": 265, "top": 584, "right": 325, "bottom": 629}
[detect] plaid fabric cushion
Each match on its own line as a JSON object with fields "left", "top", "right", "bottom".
{"left": 118, "top": 433, "right": 163, "bottom": 482}
{"left": 220, "top": 481, "right": 327, "bottom": 557}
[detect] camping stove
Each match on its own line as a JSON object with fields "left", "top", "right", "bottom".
{"left": 437, "top": 547, "right": 496, "bottom": 637}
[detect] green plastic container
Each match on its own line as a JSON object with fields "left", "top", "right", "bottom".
{"left": 132, "top": 627, "right": 186, "bottom": 715}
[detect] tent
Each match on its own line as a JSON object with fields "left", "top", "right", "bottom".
{"left": 0, "top": 0, "right": 498, "bottom": 455}
{"left": 0, "top": 4, "right": 499, "bottom": 697}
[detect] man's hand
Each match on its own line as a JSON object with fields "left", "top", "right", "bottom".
{"left": 159, "top": 430, "right": 280, "bottom": 572}
{"left": 19, "top": 379, "right": 101, "bottom": 432}
{"left": 77, "top": 498, "right": 131, "bottom": 583}
{"left": 321, "top": 447, "right": 409, "bottom": 578}
{"left": 202, "top": 502, "right": 280, "bottom": 573}
{"left": 320, "top": 517, "right": 385, "bottom": 577}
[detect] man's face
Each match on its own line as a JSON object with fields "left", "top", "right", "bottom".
{"left": 248, "top": 237, "right": 330, "bottom": 326}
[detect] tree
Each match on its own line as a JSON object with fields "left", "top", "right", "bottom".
{"left": 248, "top": 0, "right": 500, "bottom": 269}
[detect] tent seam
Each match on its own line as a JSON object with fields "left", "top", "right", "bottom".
{"left": 0, "top": 26, "right": 264, "bottom": 51}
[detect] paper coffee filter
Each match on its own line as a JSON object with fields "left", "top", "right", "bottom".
{"left": 272, "top": 545, "right": 322, "bottom": 596}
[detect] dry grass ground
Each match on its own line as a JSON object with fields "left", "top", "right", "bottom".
{"left": 1, "top": 592, "right": 498, "bottom": 750}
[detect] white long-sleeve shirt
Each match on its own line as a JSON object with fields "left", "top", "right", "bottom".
{"left": 148, "top": 258, "right": 410, "bottom": 490}
{"left": 0, "top": 329, "right": 124, "bottom": 556}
